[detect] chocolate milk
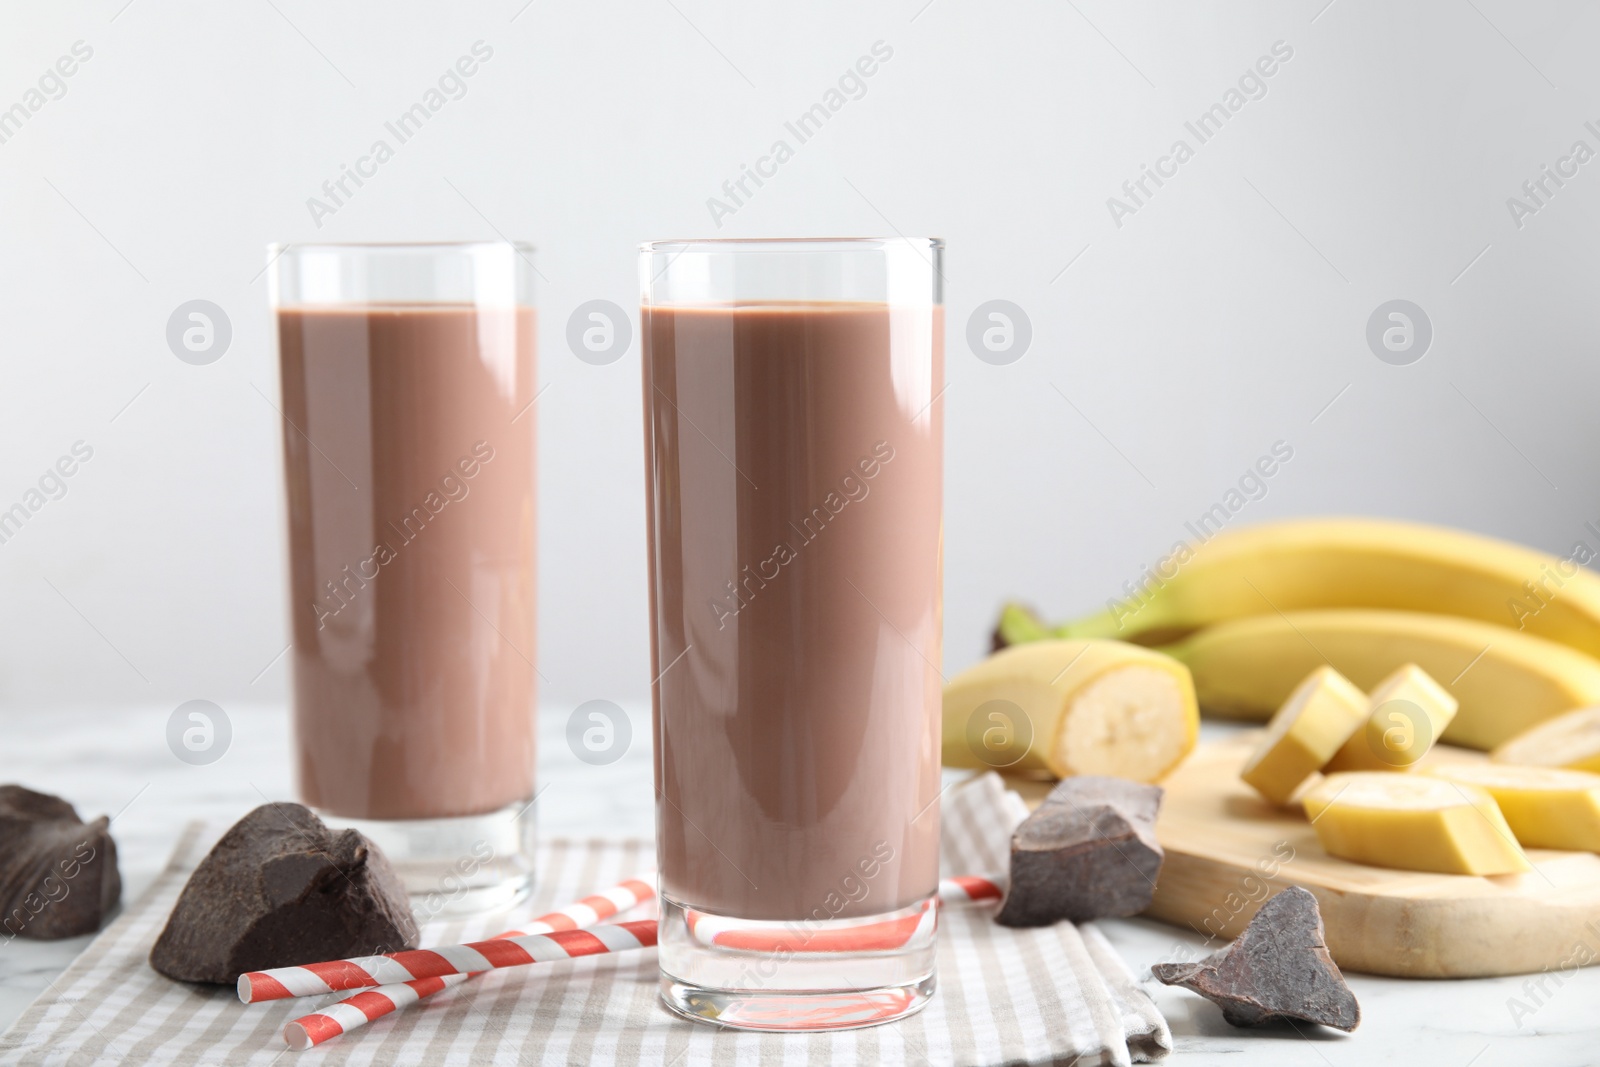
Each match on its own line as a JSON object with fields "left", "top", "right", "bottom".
{"left": 277, "top": 305, "right": 537, "bottom": 821}
{"left": 644, "top": 302, "right": 944, "bottom": 921}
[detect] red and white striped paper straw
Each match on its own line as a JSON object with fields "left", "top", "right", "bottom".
{"left": 940, "top": 875, "right": 1005, "bottom": 905}
{"left": 240, "top": 919, "right": 658, "bottom": 1005}
{"left": 685, "top": 874, "right": 1005, "bottom": 953}
{"left": 259, "top": 872, "right": 1005, "bottom": 1049}
{"left": 279, "top": 876, "right": 655, "bottom": 1050}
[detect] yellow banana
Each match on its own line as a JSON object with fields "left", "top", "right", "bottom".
{"left": 941, "top": 640, "right": 1197, "bottom": 782}
{"left": 1239, "top": 665, "right": 1368, "bottom": 804}
{"left": 1425, "top": 764, "right": 1600, "bottom": 852}
{"left": 1302, "top": 773, "right": 1531, "bottom": 875}
{"left": 1003, "top": 517, "right": 1600, "bottom": 656}
{"left": 1322, "top": 664, "right": 1457, "bottom": 773}
{"left": 1161, "top": 609, "right": 1600, "bottom": 750}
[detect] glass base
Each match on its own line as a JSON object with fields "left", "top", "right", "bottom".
{"left": 318, "top": 798, "right": 535, "bottom": 920}
{"left": 657, "top": 892, "right": 937, "bottom": 1032}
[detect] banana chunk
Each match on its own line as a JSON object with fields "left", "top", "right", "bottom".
{"left": 1426, "top": 764, "right": 1600, "bottom": 852}
{"left": 1492, "top": 706, "right": 1600, "bottom": 773}
{"left": 941, "top": 640, "right": 1198, "bottom": 782}
{"left": 1302, "top": 772, "right": 1531, "bottom": 875}
{"left": 1324, "top": 665, "right": 1458, "bottom": 773}
{"left": 1240, "top": 667, "right": 1369, "bottom": 805}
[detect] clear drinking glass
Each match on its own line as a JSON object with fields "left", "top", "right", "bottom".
{"left": 640, "top": 238, "right": 946, "bottom": 1030}
{"left": 269, "top": 241, "right": 538, "bottom": 917}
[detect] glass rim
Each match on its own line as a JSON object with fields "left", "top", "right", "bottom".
{"left": 267, "top": 240, "right": 535, "bottom": 255}
{"left": 639, "top": 237, "right": 942, "bottom": 255}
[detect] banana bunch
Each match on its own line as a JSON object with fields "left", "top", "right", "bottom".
{"left": 996, "top": 516, "right": 1600, "bottom": 652}
{"left": 997, "top": 517, "right": 1600, "bottom": 751}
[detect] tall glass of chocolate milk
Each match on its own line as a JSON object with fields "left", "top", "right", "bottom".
{"left": 269, "top": 242, "right": 538, "bottom": 916}
{"left": 641, "top": 238, "right": 945, "bottom": 1030}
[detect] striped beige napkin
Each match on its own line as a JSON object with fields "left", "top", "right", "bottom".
{"left": 0, "top": 774, "right": 1170, "bottom": 1066}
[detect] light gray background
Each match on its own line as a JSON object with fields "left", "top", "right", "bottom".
{"left": 2, "top": 0, "right": 1595, "bottom": 719}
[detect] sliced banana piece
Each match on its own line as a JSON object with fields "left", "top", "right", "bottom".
{"left": 941, "top": 639, "right": 1198, "bottom": 782}
{"left": 1492, "top": 706, "right": 1600, "bottom": 773}
{"left": 1426, "top": 763, "right": 1600, "bottom": 852}
{"left": 1240, "top": 666, "right": 1369, "bottom": 805}
{"left": 1302, "top": 772, "right": 1531, "bottom": 875}
{"left": 1323, "top": 664, "right": 1458, "bottom": 773}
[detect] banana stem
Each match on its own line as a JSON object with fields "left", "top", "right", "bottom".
{"left": 995, "top": 603, "right": 1054, "bottom": 646}
{"left": 996, "top": 601, "right": 1180, "bottom": 648}
{"left": 1055, "top": 608, "right": 1130, "bottom": 641}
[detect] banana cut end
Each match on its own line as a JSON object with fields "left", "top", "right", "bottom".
{"left": 1050, "top": 663, "right": 1194, "bottom": 782}
{"left": 941, "top": 640, "right": 1198, "bottom": 783}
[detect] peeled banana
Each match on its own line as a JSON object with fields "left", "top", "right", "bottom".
{"left": 1323, "top": 665, "right": 1457, "bottom": 773}
{"left": 999, "top": 516, "right": 1600, "bottom": 656}
{"left": 941, "top": 640, "right": 1198, "bottom": 782}
{"left": 1492, "top": 707, "right": 1600, "bottom": 773}
{"left": 1303, "top": 772, "right": 1532, "bottom": 875}
{"left": 1240, "top": 666, "right": 1368, "bottom": 804}
{"left": 1162, "top": 609, "right": 1600, "bottom": 750}
{"left": 1426, "top": 763, "right": 1600, "bottom": 852}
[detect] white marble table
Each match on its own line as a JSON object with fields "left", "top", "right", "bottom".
{"left": 3, "top": 706, "right": 1595, "bottom": 1065}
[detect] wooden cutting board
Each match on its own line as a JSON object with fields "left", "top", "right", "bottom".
{"left": 1118, "top": 732, "right": 1600, "bottom": 978}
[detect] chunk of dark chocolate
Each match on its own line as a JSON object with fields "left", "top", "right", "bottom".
{"left": 1151, "top": 885, "right": 1359, "bottom": 1031}
{"left": 150, "top": 802, "right": 418, "bottom": 984}
{"left": 995, "top": 775, "right": 1163, "bottom": 927}
{"left": 0, "top": 785, "right": 121, "bottom": 940}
